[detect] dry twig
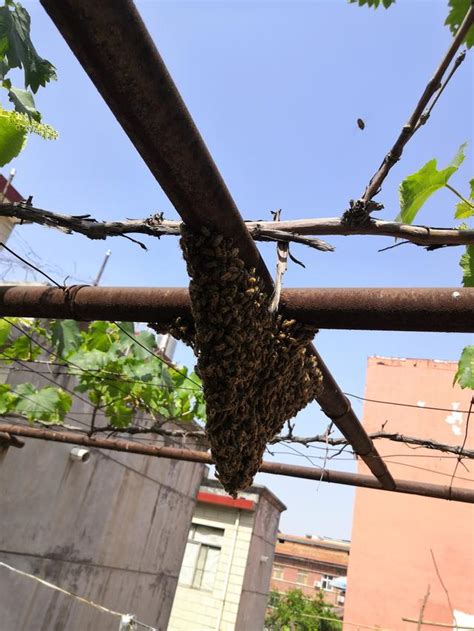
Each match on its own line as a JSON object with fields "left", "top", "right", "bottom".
{"left": 1, "top": 204, "right": 473, "bottom": 248}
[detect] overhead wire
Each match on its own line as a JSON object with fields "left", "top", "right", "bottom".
{"left": 0, "top": 560, "right": 157, "bottom": 630}
{"left": 3, "top": 357, "right": 469, "bottom": 413}
{"left": 2, "top": 317, "right": 201, "bottom": 425}
{"left": 266, "top": 449, "right": 474, "bottom": 483}
{"left": 344, "top": 392, "right": 471, "bottom": 415}
{"left": 0, "top": 241, "right": 201, "bottom": 389}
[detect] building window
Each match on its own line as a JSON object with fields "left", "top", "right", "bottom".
{"left": 320, "top": 575, "right": 334, "bottom": 591}
{"left": 178, "top": 523, "right": 224, "bottom": 591}
{"left": 273, "top": 565, "right": 284, "bottom": 580}
{"left": 296, "top": 571, "right": 308, "bottom": 585}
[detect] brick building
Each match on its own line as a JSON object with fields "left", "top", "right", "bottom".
{"left": 344, "top": 357, "right": 474, "bottom": 630}
{"left": 270, "top": 533, "right": 349, "bottom": 610}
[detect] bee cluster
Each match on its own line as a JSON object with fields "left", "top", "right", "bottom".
{"left": 153, "top": 225, "right": 323, "bottom": 496}
{"left": 150, "top": 317, "right": 196, "bottom": 349}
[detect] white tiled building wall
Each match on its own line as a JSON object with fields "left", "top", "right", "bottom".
{"left": 168, "top": 502, "right": 255, "bottom": 631}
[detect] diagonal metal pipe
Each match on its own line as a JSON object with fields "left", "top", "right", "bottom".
{"left": 40, "top": 0, "right": 395, "bottom": 489}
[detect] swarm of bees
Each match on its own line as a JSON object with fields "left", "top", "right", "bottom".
{"left": 152, "top": 225, "right": 323, "bottom": 496}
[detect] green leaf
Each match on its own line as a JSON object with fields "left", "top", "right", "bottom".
{"left": 396, "top": 143, "right": 467, "bottom": 224}
{"left": 460, "top": 245, "right": 474, "bottom": 287}
{"left": 50, "top": 319, "right": 81, "bottom": 357}
{"left": 0, "top": 2, "right": 57, "bottom": 92}
{"left": 454, "top": 345, "right": 474, "bottom": 389}
{"left": 454, "top": 179, "right": 474, "bottom": 219}
{"left": 349, "top": 0, "right": 395, "bottom": 7}
{"left": 14, "top": 383, "right": 71, "bottom": 423}
{"left": 0, "top": 108, "right": 26, "bottom": 165}
{"left": 0, "top": 382, "right": 16, "bottom": 414}
{"left": 0, "top": 319, "right": 12, "bottom": 346}
{"left": 130, "top": 331, "right": 157, "bottom": 360}
{"left": 445, "top": 0, "right": 474, "bottom": 49}
{"left": 83, "top": 321, "right": 113, "bottom": 352}
{"left": 4, "top": 333, "right": 41, "bottom": 361}
{"left": 8, "top": 85, "right": 40, "bottom": 121}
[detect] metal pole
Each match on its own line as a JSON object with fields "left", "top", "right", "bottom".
{"left": 1, "top": 423, "right": 473, "bottom": 504}
{"left": 39, "top": 0, "right": 394, "bottom": 488}
{"left": 92, "top": 249, "right": 112, "bottom": 287}
{"left": 0, "top": 285, "right": 472, "bottom": 332}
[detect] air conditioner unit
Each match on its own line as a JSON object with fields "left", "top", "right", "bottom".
{"left": 314, "top": 581, "right": 322, "bottom": 589}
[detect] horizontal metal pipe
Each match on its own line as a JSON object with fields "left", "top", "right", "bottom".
{"left": 1, "top": 423, "right": 472, "bottom": 504}
{"left": 39, "top": 0, "right": 394, "bottom": 488}
{"left": 0, "top": 286, "right": 472, "bottom": 332}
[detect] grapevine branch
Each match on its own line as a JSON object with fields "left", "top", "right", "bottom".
{"left": 1, "top": 203, "right": 473, "bottom": 248}
{"left": 28, "top": 421, "right": 474, "bottom": 460}
{"left": 360, "top": 5, "right": 474, "bottom": 206}
{"left": 272, "top": 430, "right": 474, "bottom": 459}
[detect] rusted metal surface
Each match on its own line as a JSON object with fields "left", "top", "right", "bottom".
{"left": 1, "top": 285, "right": 472, "bottom": 333}
{"left": 40, "top": 0, "right": 270, "bottom": 286}
{"left": 279, "top": 287, "right": 474, "bottom": 332}
{"left": 2, "top": 423, "right": 472, "bottom": 504}
{"left": 40, "top": 0, "right": 394, "bottom": 489}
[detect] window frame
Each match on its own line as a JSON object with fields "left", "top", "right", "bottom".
{"left": 178, "top": 523, "right": 224, "bottom": 592}
{"left": 320, "top": 574, "right": 334, "bottom": 592}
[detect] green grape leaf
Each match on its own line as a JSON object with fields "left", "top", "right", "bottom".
{"left": 83, "top": 321, "right": 113, "bottom": 352}
{"left": 0, "top": 382, "right": 16, "bottom": 414}
{"left": 14, "top": 383, "right": 71, "bottom": 423}
{"left": 454, "top": 179, "right": 474, "bottom": 219}
{"left": 50, "top": 319, "right": 81, "bottom": 358}
{"left": 454, "top": 345, "right": 474, "bottom": 389}
{"left": 0, "top": 2, "right": 57, "bottom": 92}
{"left": 130, "top": 331, "right": 157, "bottom": 360}
{"left": 3, "top": 333, "right": 41, "bottom": 361}
{"left": 460, "top": 245, "right": 474, "bottom": 287}
{"left": 349, "top": 0, "right": 395, "bottom": 7}
{"left": 0, "top": 319, "right": 12, "bottom": 346}
{"left": 8, "top": 85, "right": 40, "bottom": 121}
{"left": 396, "top": 143, "right": 467, "bottom": 224}
{"left": 0, "top": 109, "right": 26, "bottom": 165}
{"left": 445, "top": 0, "right": 474, "bottom": 49}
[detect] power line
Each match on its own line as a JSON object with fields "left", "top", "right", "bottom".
{"left": 0, "top": 352, "right": 97, "bottom": 411}
{"left": 267, "top": 450, "right": 474, "bottom": 484}
{"left": 2, "top": 318, "right": 200, "bottom": 422}
{"left": 344, "top": 392, "right": 471, "bottom": 415}
{"left": 4, "top": 354, "right": 469, "bottom": 413}
{"left": 0, "top": 242, "right": 201, "bottom": 390}
{"left": 0, "top": 561, "right": 156, "bottom": 630}
{"left": 112, "top": 321, "right": 201, "bottom": 389}
{"left": 0, "top": 242, "right": 62, "bottom": 287}
{"left": 6, "top": 361, "right": 199, "bottom": 391}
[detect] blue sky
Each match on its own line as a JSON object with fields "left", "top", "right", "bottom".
{"left": 4, "top": 0, "right": 473, "bottom": 539}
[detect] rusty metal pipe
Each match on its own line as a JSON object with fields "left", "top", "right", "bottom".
{"left": 0, "top": 286, "right": 472, "bottom": 333}
{"left": 39, "top": 0, "right": 395, "bottom": 489}
{"left": 39, "top": 0, "right": 271, "bottom": 288}
{"left": 1, "top": 423, "right": 472, "bottom": 504}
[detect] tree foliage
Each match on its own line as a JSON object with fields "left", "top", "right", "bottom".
{"left": 350, "top": 0, "right": 474, "bottom": 49}
{"left": 395, "top": 146, "right": 473, "bottom": 389}
{"left": 0, "top": 0, "right": 57, "bottom": 166}
{"left": 396, "top": 144, "right": 466, "bottom": 225}
{"left": 0, "top": 318, "right": 205, "bottom": 429}
{"left": 265, "top": 589, "right": 341, "bottom": 631}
